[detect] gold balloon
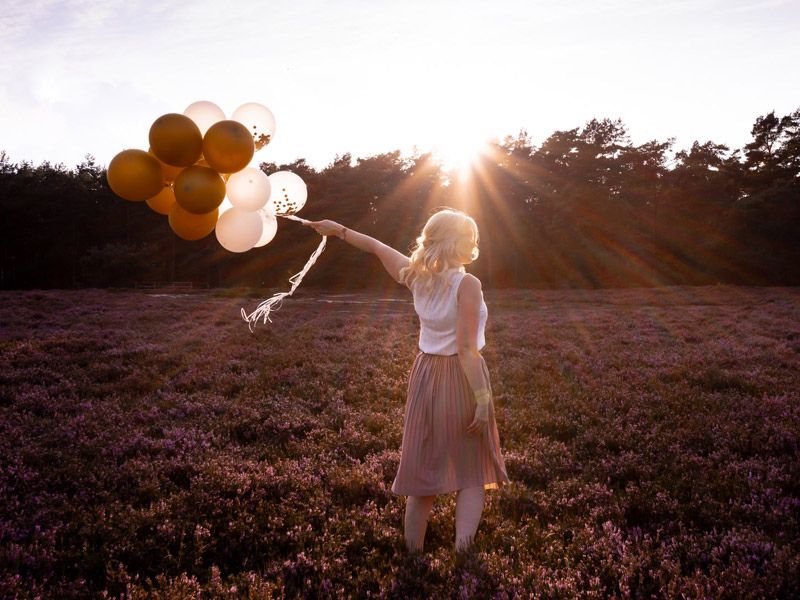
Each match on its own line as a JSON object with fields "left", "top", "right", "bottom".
{"left": 193, "top": 156, "right": 228, "bottom": 180}
{"left": 168, "top": 203, "right": 219, "bottom": 241}
{"left": 149, "top": 113, "right": 203, "bottom": 167}
{"left": 107, "top": 149, "right": 164, "bottom": 201}
{"left": 160, "top": 161, "right": 184, "bottom": 182}
{"left": 173, "top": 166, "right": 226, "bottom": 214}
{"left": 203, "top": 120, "right": 254, "bottom": 174}
{"left": 148, "top": 149, "right": 184, "bottom": 182}
{"left": 148, "top": 148, "right": 184, "bottom": 182}
{"left": 146, "top": 185, "right": 176, "bottom": 215}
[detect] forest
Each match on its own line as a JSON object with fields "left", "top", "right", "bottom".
{"left": 1, "top": 108, "right": 798, "bottom": 291}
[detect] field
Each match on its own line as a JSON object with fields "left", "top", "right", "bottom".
{"left": 1, "top": 285, "right": 798, "bottom": 598}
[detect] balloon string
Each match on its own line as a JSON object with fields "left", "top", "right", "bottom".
{"left": 240, "top": 214, "right": 325, "bottom": 331}
{"left": 282, "top": 215, "right": 309, "bottom": 225}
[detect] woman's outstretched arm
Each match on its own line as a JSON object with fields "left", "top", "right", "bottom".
{"left": 303, "top": 219, "right": 410, "bottom": 283}
{"left": 303, "top": 219, "right": 375, "bottom": 251}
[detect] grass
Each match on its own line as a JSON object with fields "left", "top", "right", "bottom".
{"left": 0, "top": 285, "right": 798, "bottom": 598}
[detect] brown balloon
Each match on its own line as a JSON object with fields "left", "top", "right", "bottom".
{"left": 149, "top": 113, "right": 203, "bottom": 167}
{"left": 146, "top": 185, "right": 176, "bottom": 215}
{"left": 203, "top": 120, "right": 254, "bottom": 174}
{"left": 149, "top": 148, "right": 184, "bottom": 182}
{"left": 107, "top": 149, "right": 164, "bottom": 201}
{"left": 168, "top": 203, "right": 219, "bottom": 241}
{"left": 173, "top": 165, "right": 226, "bottom": 214}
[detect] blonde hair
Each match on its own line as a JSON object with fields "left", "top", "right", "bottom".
{"left": 399, "top": 207, "right": 480, "bottom": 293}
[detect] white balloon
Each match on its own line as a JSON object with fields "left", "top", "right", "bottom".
{"left": 183, "top": 101, "right": 226, "bottom": 136}
{"left": 215, "top": 206, "right": 263, "bottom": 253}
{"left": 254, "top": 210, "right": 278, "bottom": 248}
{"left": 226, "top": 167, "right": 271, "bottom": 211}
{"left": 232, "top": 102, "right": 276, "bottom": 150}
{"left": 266, "top": 171, "right": 307, "bottom": 216}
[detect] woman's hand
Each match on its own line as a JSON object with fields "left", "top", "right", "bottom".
{"left": 466, "top": 403, "right": 489, "bottom": 436}
{"left": 302, "top": 219, "right": 343, "bottom": 238}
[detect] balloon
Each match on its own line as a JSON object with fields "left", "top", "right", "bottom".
{"left": 266, "top": 171, "right": 307, "bottom": 216}
{"left": 159, "top": 161, "right": 183, "bottom": 182}
{"left": 183, "top": 100, "right": 225, "bottom": 136}
{"left": 107, "top": 149, "right": 164, "bottom": 201}
{"left": 203, "top": 120, "right": 254, "bottom": 174}
{"left": 149, "top": 113, "right": 203, "bottom": 167}
{"left": 168, "top": 203, "right": 219, "bottom": 241}
{"left": 146, "top": 185, "right": 176, "bottom": 215}
{"left": 149, "top": 148, "right": 184, "bottom": 182}
{"left": 215, "top": 206, "right": 263, "bottom": 253}
{"left": 226, "top": 167, "right": 271, "bottom": 211}
{"left": 195, "top": 154, "right": 229, "bottom": 181}
{"left": 254, "top": 209, "right": 278, "bottom": 248}
{"left": 231, "top": 102, "right": 276, "bottom": 151}
{"left": 173, "top": 166, "right": 226, "bottom": 214}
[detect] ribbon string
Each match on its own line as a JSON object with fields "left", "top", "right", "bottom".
{"left": 240, "top": 214, "right": 326, "bottom": 331}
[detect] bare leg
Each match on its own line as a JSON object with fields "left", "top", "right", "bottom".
{"left": 404, "top": 495, "right": 435, "bottom": 553}
{"left": 455, "top": 485, "right": 485, "bottom": 552}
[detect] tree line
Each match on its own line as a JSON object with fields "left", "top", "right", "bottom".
{"left": 1, "top": 108, "right": 798, "bottom": 291}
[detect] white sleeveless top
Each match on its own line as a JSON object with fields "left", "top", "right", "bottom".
{"left": 409, "top": 267, "right": 488, "bottom": 355}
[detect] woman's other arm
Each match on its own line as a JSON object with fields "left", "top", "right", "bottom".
{"left": 456, "top": 274, "right": 489, "bottom": 393}
{"left": 303, "top": 219, "right": 410, "bottom": 284}
{"left": 456, "top": 274, "right": 491, "bottom": 435}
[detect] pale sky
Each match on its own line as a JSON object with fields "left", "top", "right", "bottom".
{"left": 1, "top": 0, "right": 798, "bottom": 170}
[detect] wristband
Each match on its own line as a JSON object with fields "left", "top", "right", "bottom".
{"left": 339, "top": 225, "right": 347, "bottom": 241}
{"left": 474, "top": 388, "right": 491, "bottom": 406}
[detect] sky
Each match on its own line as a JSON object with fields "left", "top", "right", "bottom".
{"left": 1, "top": 0, "right": 798, "bottom": 171}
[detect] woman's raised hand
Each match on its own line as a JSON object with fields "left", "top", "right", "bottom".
{"left": 302, "top": 219, "right": 343, "bottom": 237}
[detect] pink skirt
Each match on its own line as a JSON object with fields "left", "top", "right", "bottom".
{"left": 391, "top": 350, "right": 511, "bottom": 496}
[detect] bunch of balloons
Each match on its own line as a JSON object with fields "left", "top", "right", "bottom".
{"left": 106, "top": 101, "right": 309, "bottom": 253}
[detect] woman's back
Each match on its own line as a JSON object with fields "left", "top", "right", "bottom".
{"left": 410, "top": 267, "right": 487, "bottom": 356}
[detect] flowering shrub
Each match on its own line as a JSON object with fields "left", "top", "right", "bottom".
{"left": 0, "top": 286, "right": 798, "bottom": 598}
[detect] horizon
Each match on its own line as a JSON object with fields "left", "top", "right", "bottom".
{"left": 1, "top": 109, "right": 796, "bottom": 173}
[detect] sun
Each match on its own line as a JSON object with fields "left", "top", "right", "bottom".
{"left": 432, "top": 138, "right": 486, "bottom": 175}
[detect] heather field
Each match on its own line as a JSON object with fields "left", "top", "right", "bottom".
{"left": 1, "top": 285, "right": 799, "bottom": 599}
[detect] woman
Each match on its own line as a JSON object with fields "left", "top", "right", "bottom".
{"left": 302, "top": 207, "right": 510, "bottom": 555}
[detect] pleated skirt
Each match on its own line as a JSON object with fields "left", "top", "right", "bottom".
{"left": 391, "top": 350, "right": 511, "bottom": 496}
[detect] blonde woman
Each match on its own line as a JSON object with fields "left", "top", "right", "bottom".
{"left": 303, "top": 207, "right": 510, "bottom": 555}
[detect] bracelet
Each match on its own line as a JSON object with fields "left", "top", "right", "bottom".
{"left": 340, "top": 226, "right": 347, "bottom": 241}
{"left": 474, "top": 388, "right": 492, "bottom": 406}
